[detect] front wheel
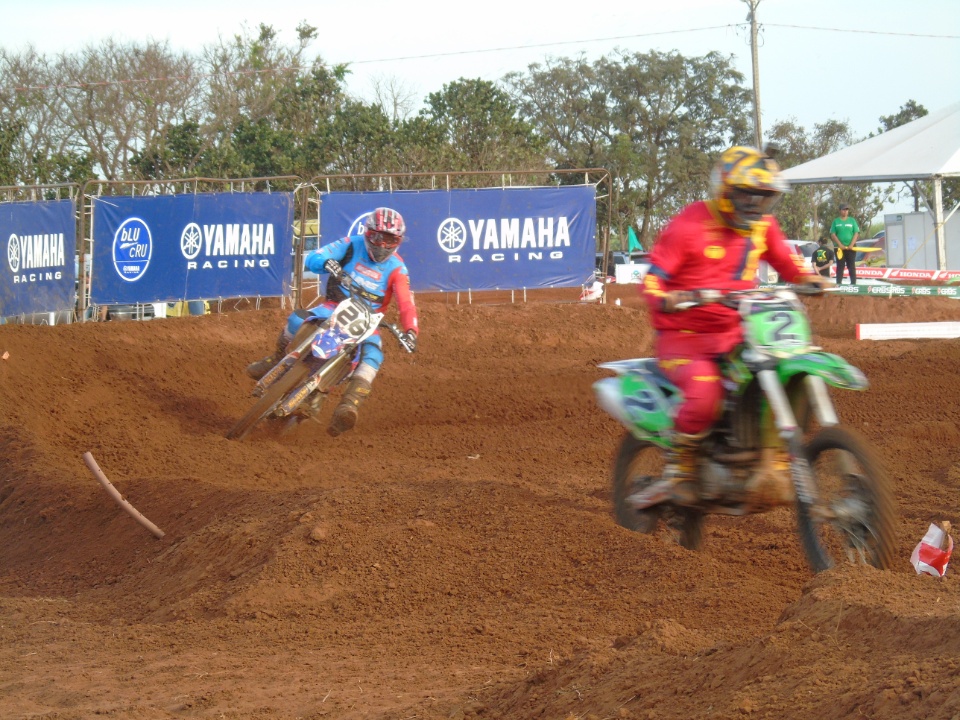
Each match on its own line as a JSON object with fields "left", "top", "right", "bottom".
{"left": 612, "top": 432, "right": 704, "bottom": 551}
{"left": 797, "top": 426, "right": 896, "bottom": 572}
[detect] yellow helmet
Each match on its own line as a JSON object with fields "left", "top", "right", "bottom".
{"left": 710, "top": 146, "right": 788, "bottom": 231}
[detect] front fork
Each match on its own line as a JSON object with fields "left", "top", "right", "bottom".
{"left": 757, "top": 371, "right": 840, "bottom": 505}
{"left": 254, "top": 322, "right": 327, "bottom": 397}
{"left": 276, "top": 352, "right": 353, "bottom": 417}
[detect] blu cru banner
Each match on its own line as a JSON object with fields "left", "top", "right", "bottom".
{"left": 0, "top": 199, "right": 76, "bottom": 317}
{"left": 318, "top": 186, "right": 596, "bottom": 292}
{"left": 91, "top": 192, "right": 294, "bottom": 304}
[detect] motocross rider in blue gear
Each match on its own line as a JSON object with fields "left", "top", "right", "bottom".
{"left": 246, "top": 208, "right": 419, "bottom": 436}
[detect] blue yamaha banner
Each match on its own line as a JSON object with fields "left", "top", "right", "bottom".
{"left": 0, "top": 199, "right": 76, "bottom": 317}
{"left": 91, "top": 192, "right": 294, "bottom": 303}
{"left": 319, "top": 187, "right": 596, "bottom": 291}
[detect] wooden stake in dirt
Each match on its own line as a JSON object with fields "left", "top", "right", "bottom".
{"left": 82, "top": 451, "right": 166, "bottom": 539}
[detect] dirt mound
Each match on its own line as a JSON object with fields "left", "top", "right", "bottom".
{"left": 1, "top": 290, "right": 960, "bottom": 719}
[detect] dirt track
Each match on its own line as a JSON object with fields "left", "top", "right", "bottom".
{"left": 2, "top": 285, "right": 960, "bottom": 720}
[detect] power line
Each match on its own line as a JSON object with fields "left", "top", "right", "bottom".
{"left": 345, "top": 23, "right": 959, "bottom": 66}
{"left": 763, "top": 23, "right": 959, "bottom": 39}
{"left": 9, "top": 22, "right": 958, "bottom": 94}
{"left": 347, "top": 24, "right": 738, "bottom": 65}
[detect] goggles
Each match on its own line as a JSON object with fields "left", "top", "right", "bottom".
{"left": 366, "top": 230, "right": 402, "bottom": 249}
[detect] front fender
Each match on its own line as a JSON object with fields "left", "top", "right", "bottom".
{"left": 777, "top": 352, "right": 869, "bottom": 390}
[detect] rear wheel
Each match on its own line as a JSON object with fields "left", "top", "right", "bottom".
{"left": 227, "top": 361, "right": 312, "bottom": 440}
{"left": 612, "top": 432, "right": 704, "bottom": 550}
{"left": 798, "top": 426, "right": 896, "bottom": 572}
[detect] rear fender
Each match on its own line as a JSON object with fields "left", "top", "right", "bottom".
{"left": 777, "top": 352, "right": 869, "bottom": 390}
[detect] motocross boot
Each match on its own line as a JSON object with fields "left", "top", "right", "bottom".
{"left": 246, "top": 330, "right": 289, "bottom": 380}
{"left": 328, "top": 377, "right": 373, "bottom": 437}
{"left": 747, "top": 446, "right": 794, "bottom": 507}
{"left": 627, "top": 431, "right": 704, "bottom": 509}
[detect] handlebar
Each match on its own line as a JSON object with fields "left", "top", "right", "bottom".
{"left": 672, "top": 284, "right": 831, "bottom": 311}
{"left": 379, "top": 321, "right": 416, "bottom": 353}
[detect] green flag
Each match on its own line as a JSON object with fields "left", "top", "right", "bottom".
{"left": 627, "top": 226, "right": 641, "bottom": 252}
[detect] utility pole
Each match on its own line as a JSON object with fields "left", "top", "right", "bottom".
{"left": 742, "top": 0, "right": 763, "bottom": 148}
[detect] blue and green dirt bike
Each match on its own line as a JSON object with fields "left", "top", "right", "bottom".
{"left": 594, "top": 287, "right": 896, "bottom": 572}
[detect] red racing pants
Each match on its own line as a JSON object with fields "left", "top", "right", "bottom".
{"left": 655, "top": 328, "right": 742, "bottom": 435}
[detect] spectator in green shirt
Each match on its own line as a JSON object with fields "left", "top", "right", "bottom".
{"left": 830, "top": 203, "right": 860, "bottom": 285}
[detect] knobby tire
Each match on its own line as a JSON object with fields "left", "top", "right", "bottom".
{"left": 798, "top": 425, "right": 896, "bottom": 572}
{"left": 612, "top": 432, "right": 704, "bottom": 551}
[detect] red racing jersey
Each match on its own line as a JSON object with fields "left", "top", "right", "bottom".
{"left": 642, "top": 200, "right": 806, "bottom": 335}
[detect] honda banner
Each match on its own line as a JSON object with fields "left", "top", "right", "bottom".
{"left": 318, "top": 187, "right": 596, "bottom": 291}
{"left": 0, "top": 199, "right": 76, "bottom": 317}
{"left": 91, "top": 192, "right": 294, "bottom": 304}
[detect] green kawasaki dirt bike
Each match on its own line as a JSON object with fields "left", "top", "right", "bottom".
{"left": 594, "top": 287, "right": 896, "bottom": 573}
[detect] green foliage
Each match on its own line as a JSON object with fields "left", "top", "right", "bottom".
{"left": 130, "top": 120, "right": 205, "bottom": 178}
{"left": 505, "top": 49, "right": 750, "bottom": 248}
{"left": 878, "top": 100, "right": 927, "bottom": 133}
{"left": 320, "top": 100, "right": 395, "bottom": 178}
{"left": 32, "top": 150, "right": 94, "bottom": 185}
{"left": 198, "top": 24, "right": 347, "bottom": 181}
{"left": 0, "top": 118, "right": 22, "bottom": 185}
{"left": 771, "top": 118, "right": 890, "bottom": 240}
{"left": 418, "top": 78, "right": 547, "bottom": 177}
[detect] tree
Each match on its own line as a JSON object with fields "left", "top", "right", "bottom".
{"left": 390, "top": 114, "right": 448, "bottom": 179}
{"left": 0, "top": 118, "right": 21, "bottom": 185}
{"left": 419, "top": 78, "right": 547, "bottom": 177}
{"left": 198, "top": 22, "right": 347, "bottom": 182}
{"left": 54, "top": 39, "right": 199, "bottom": 180}
{"left": 0, "top": 47, "right": 91, "bottom": 185}
{"left": 771, "top": 118, "right": 891, "bottom": 240}
{"left": 319, "top": 100, "right": 395, "bottom": 179}
{"left": 506, "top": 50, "right": 750, "bottom": 248}
{"left": 130, "top": 119, "right": 204, "bottom": 179}
{"left": 370, "top": 74, "right": 419, "bottom": 124}
{"left": 878, "top": 99, "right": 927, "bottom": 133}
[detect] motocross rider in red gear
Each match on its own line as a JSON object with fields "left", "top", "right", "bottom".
{"left": 638, "top": 145, "right": 830, "bottom": 504}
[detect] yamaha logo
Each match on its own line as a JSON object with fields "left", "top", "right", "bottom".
{"left": 433, "top": 215, "right": 572, "bottom": 264}
{"left": 180, "top": 222, "right": 203, "bottom": 259}
{"left": 179, "top": 221, "right": 277, "bottom": 270}
{"left": 437, "top": 218, "right": 467, "bottom": 254}
{"left": 7, "top": 234, "right": 19, "bottom": 272}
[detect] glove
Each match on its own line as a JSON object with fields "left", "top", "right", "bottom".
{"left": 402, "top": 330, "right": 418, "bottom": 352}
{"left": 661, "top": 290, "right": 697, "bottom": 313}
{"left": 835, "top": 248, "right": 843, "bottom": 260}
{"left": 323, "top": 259, "right": 342, "bottom": 276}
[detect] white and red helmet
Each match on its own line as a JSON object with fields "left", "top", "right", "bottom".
{"left": 364, "top": 207, "right": 406, "bottom": 262}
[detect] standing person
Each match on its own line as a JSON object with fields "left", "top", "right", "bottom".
{"left": 813, "top": 237, "right": 835, "bottom": 278}
{"left": 638, "top": 145, "right": 830, "bottom": 504}
{"left": 246, "top": 207, "right": 419, "bottom": 437}
{"left": 830, "top": 203, "right": 860, "bottom": 285}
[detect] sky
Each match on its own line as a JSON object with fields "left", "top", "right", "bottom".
{"left": 1, "top": 0, "right": 958, "bottom": 212}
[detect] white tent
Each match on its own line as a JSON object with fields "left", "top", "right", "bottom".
{"left": 781, "top": 101, "right": 960, "bottom": 269}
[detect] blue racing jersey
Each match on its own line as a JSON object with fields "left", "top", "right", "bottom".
{"left": 305, "top": 235, "right": 419, "bottom": 335}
